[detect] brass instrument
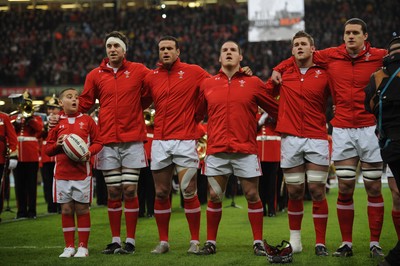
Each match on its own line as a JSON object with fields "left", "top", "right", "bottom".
{"left": 143, "top": 108, "right": 155, "bottom": 126}
{"left": 8, "top": 91, "right": 40, "bottom": 122}
{"left": 197, "top": 134, "right": 207, "bottom": 160}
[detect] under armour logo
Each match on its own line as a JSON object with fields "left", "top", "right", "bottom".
{"left": 79, "top": 122, "right": 85, "bottom": 129}
{"left": 178, "top": 70, "right": 184, "bottom": 79}
{"left": 239, "top": 80, "right": 246, "bottom": 87}
{"left": 124, "top": 71, "right": 130, "bottom": 78}
{"left": 315, "top": 70, "right": 322, "bottom": 78}
{"left": 364, "top": 52, "right": 371, "bottom": 61}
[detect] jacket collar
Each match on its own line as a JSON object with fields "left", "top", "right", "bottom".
{"left": 339, "top": 41, "right": 371, "bottom": 58}
{"left": 157, "top": 57, "right": 181, "bottom": 71}
{"left": 99, "top": 58, "right": 127, "bottom": 72}
{"left": 60, "top": 112, "right": 83, "bottom": 119}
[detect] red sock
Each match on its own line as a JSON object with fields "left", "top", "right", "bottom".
{"left": 368, "top": 195, "right": 384, "bottom": 242}
{"left": 61, "top": 214, "right": 75, "bottom": 248}
{"left": 206, "top": 201, "right": 222, "bottom": 242}
{"left": 124, "top": 197, "right": 139, "bottom": 240}
{"left": 184, "top": 195, "right": 201, "bottom": 242}
{"left": 392, "top": 210, "right": 400, "bottom": 240}
{"left": 77, "top": 212, "right": 91, "bottom": 248}
{"left": 313, "top": 199, "right": 328, "bottom": 245}
{"left": 154, "top": 198, "right": 171, "bottom": 242}
{"left": 337, "top": 192, "right": 354, "bottom": 243}
{"left": 248, "top": 200, "right": 264, "bottom": 241}
{"left": 288, "top": 199, "right": 303, "bottom": 230}
{"left": 107, "top": 199, "right": 122, "bottom": 238}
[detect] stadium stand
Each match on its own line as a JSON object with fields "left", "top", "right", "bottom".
{"left": 0, "top": 0, "right": 399, "bottom": 87}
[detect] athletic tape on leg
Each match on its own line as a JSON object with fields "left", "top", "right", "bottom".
{"left": 103, "top": 170, "right": 122, "bottom": 187}
{"left": 208, "top": 176, "right": 225, "bottom": 202}
{"left": 176, "top": 166, "right": 197, "bottom": 199}
{"left": 284, "top": 172, "right": 305, "bottom": 184}
{"left": 335, "top": 166, "right": 356, "bottom": 180}
{"left": 306, "top": 170, "right": 328, "bottom": 183}
{"left": 362, "top": 168, "right": 382, "bottom": 182}
{"left": 122, "top": 169, "right": 140, "bottom": 185}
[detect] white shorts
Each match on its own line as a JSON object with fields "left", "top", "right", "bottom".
{"left": 96, "top": 142, "right": 148, "bottom": 170}
{"left": 332, "top": 126, "right": 382, "bottom": 163}
{"left": 204, "top": 153, "right": 262, "bottom": 178}
{"left": 151, "top": 140, "right": 199, "bottom": 170}
{"left": 281, "top": 136, "right": 330, "bottom": 168}
{"left": 53, "top": 176, "right": 92, "bottom": 204}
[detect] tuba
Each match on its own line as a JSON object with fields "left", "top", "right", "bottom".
{"left": 197, "top": 134, "right": 207, "bottom": 160}
{"left": 143, "top": 108, "right": 155, "bottom": 126}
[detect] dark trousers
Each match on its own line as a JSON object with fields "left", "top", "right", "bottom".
{"left": 93, "top": 169, "right": 107, "bottom": 206}
{"left": 389, "top": 161, "right": 400, "bottom": 191}
{"left": 14, "top": 162, "right": 39, "bottom": 218}
{"left": 138, "top": 165, "right": 155, "bottom": 216}
{"left": 259, "top": 161, "right": 280, "bottom": 216}
{"left": 41, "top": 162, "right": 59, "bottom": 213}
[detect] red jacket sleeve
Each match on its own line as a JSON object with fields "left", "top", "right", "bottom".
{"left": 88, "top": 118, "right": 103, "bottom": 156}
{"left": 272, "top": 57, "right": 293, "bottom": 73}
{"left": 44, "top": 126, "right": 63, "bottom": 157}
{"left": 256, "top": 80, "right": 279, "bottom": 121}
{"left": 4, "top": 115, "right": 18, "bottom": 156}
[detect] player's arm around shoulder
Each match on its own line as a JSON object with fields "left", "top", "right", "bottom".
{"left": 86, "top": 115, "right": 103, "bottom": 157}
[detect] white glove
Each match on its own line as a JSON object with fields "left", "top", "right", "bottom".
{"left": 258, "top": 112, "right": 269, "bottom": 126}
{"left": 8, "top": 159, "right": 18, "bottom": 170}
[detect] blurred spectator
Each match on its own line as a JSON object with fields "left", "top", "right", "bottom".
{"left": 0, "top": 1, "right": 398, "bottom": 86}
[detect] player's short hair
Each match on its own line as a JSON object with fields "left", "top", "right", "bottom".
{"left": 220, "top": 40, "right": 242, "bottom": 55}
{"left": 158, "top": 36, "right": 180, "bottom": 50}
{"left": 59, "top": 88, "right": 78, "bottom": 99}
{"left": 344, "top": 18, "right": 367, "bottom": 34}
{"left": 292, "top": 31, "right": 315, "bottom": 46}
{"left": 105, "top": 31, "right": 128, "bottom": 49}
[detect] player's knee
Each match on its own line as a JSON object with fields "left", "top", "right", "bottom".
{"left": 123, "top": 184, "right": 137, "bottom": 198}
{"left": 208, "top": 177, "right": 224, "bottom": 202}
{"left": 108, "top": 186, "right": 123, "bottom": 199}
{"left": 284, "top": 172, "right": 305, "bottom": 185}
{"left": 362, "top": 168, "right": 382, "bottom": 182}
{"left": 306, "top": 170, "right": 328, "bottom": 183}
{"left": 243, "top": 189, "right": 259, "bottom": 202}
{"left": 177, "top": 166, "right": 197, "bottom": 199}
{"left": 335, "top": 166, "right": 357, "bottom": 181}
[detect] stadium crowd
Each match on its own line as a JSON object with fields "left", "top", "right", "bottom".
{"left": 0, "top": 0, "right": 399, "bottom": 87}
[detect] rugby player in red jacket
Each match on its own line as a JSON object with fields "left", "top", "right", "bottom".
{"left": 143, "top": 36, "right": 211, "bottom": 254}
{"left": 195, "top": 41, "right": 278, "bottom": 256}
{"left": 268, "top": 31, "right": 331, "bottom": 256}
{"left": 272, "top": 18, "right": 387, "bottom": 258}
{"left": 79, "top": 31, "right": 152, "bottom": 255}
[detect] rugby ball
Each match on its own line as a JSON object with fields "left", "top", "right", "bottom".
{"left": 62, "top": 133, "right": 89, "bottom": 161}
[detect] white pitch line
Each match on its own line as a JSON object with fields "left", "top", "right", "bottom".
{"left": 0, "top": 246, "right": 63, "bottom": 249}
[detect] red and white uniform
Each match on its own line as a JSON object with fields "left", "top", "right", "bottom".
{"left": 274, "top": 42, "right": 386, "bottom": 129}
{"left": 197, "top": 70, "right": 279, "bottom": 155}
{"left": 143, "top": 58, "right": 211, "bottom": 140}
{"left": 45, "top": 113, "right": 102, "bottom": 181}
{"left": 257, "top": 121, "right": 280, "bottom": 162}
{"left": 269, "top": 57, "right": 330, "bottom": 140}
{"left": 79, "top": 58, "right": 151, "bottom": 144}
{"left": 0, "top": 112, "right": 18, "bottom": 163}
{"left": 10, "top": 114, "right": 43, "bottom": 162}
